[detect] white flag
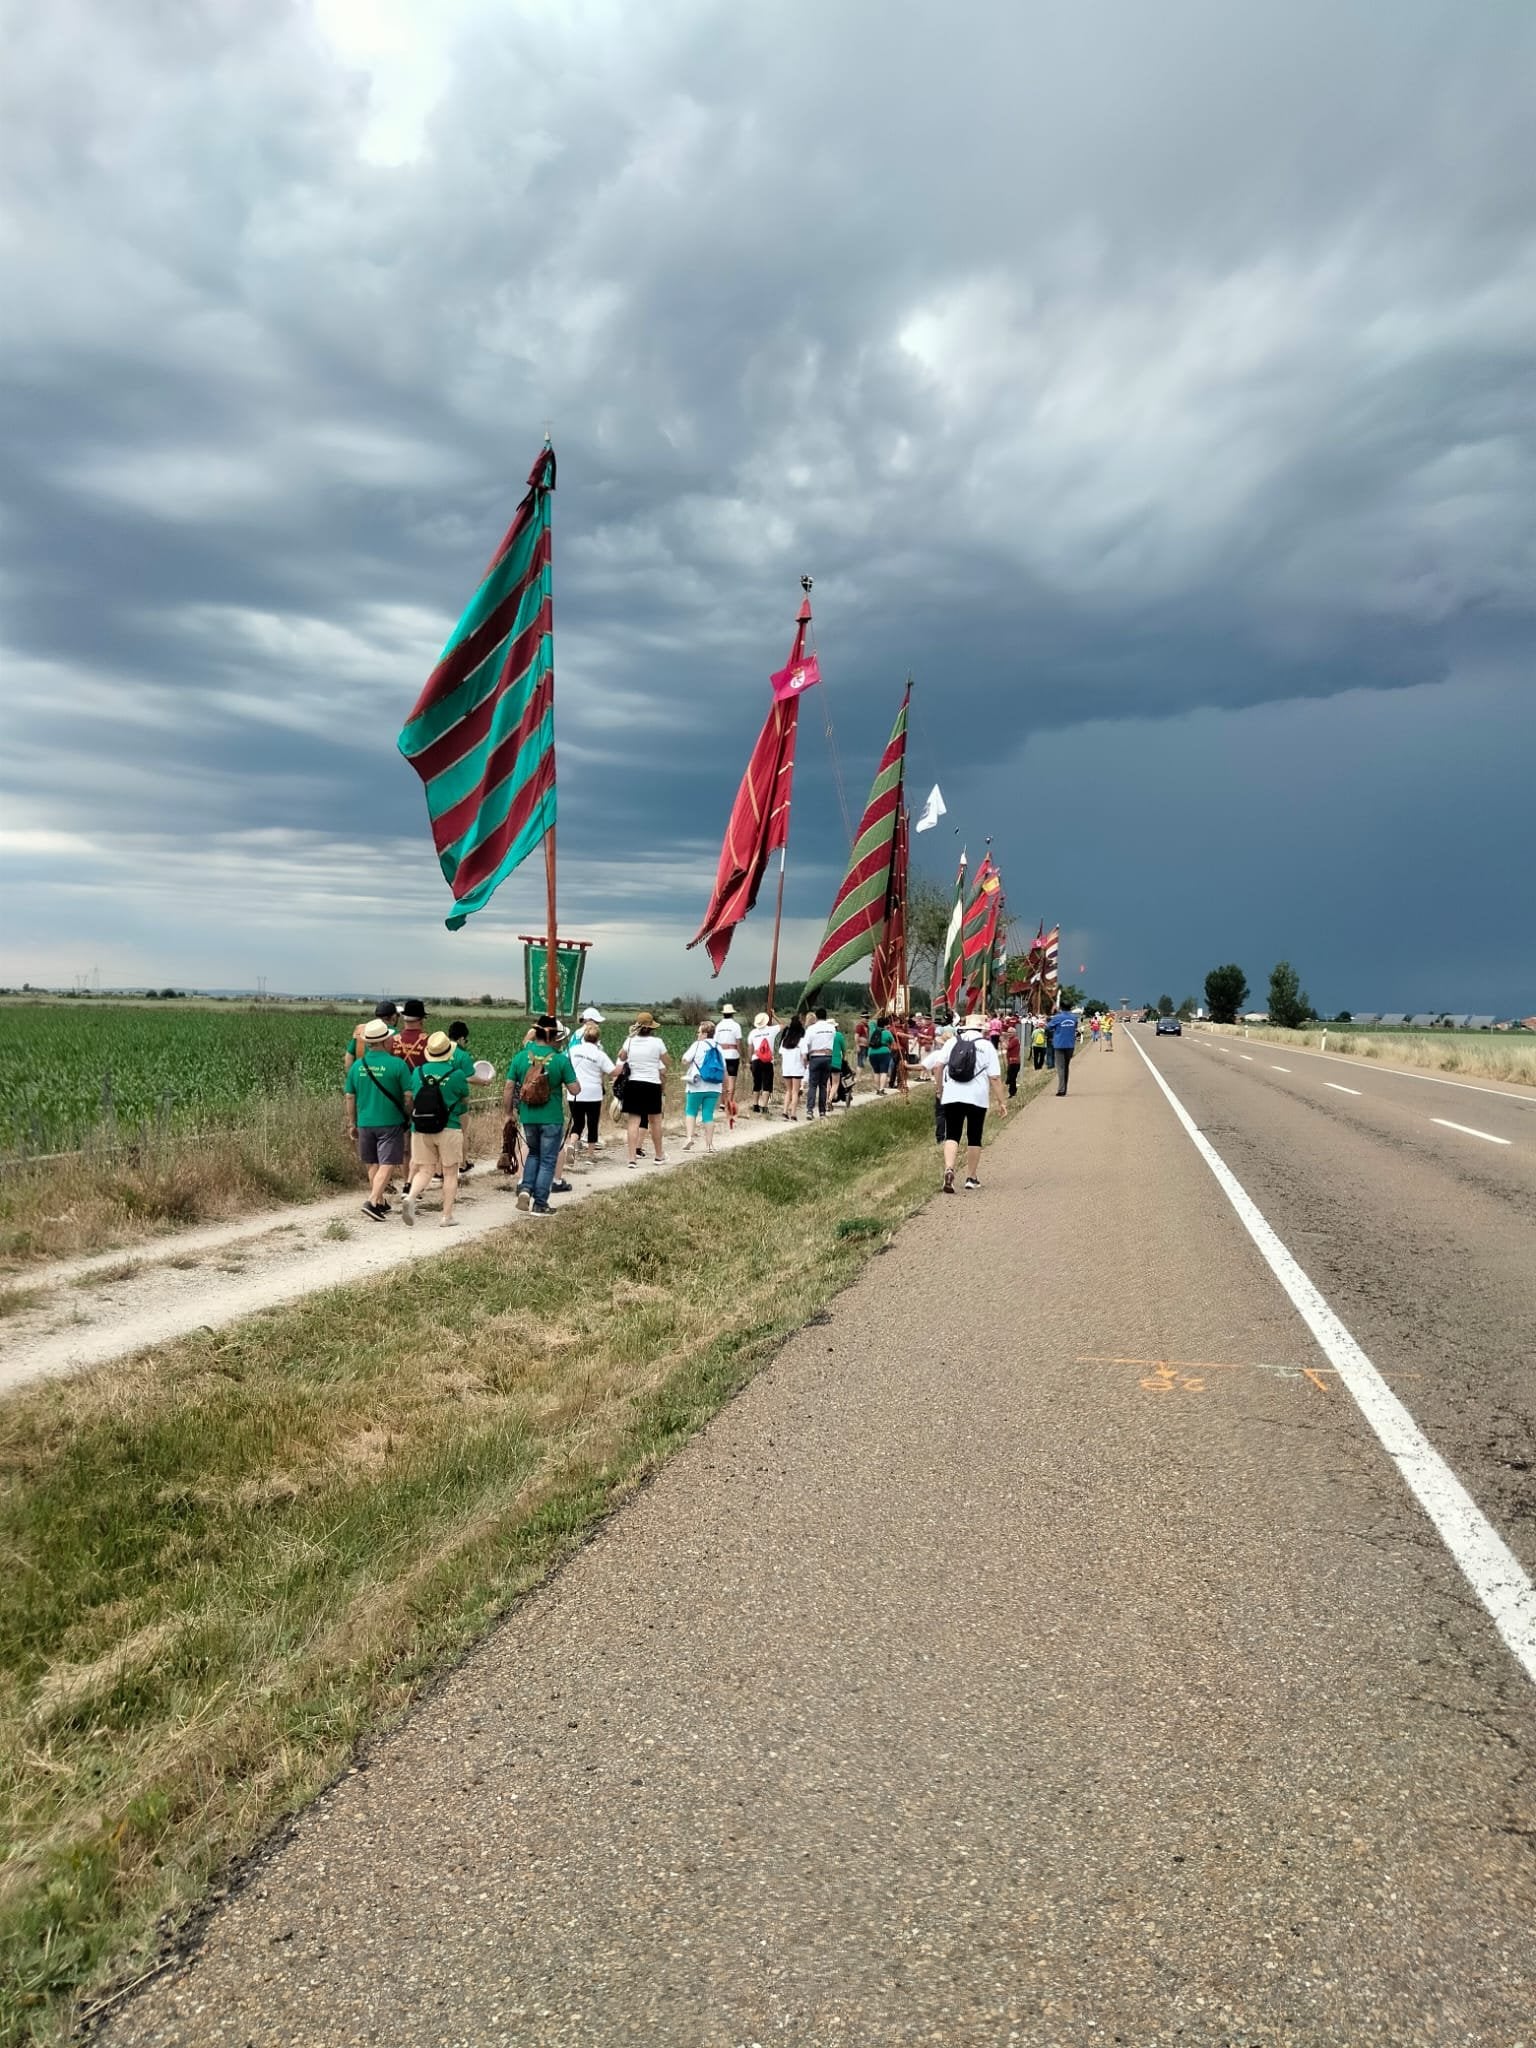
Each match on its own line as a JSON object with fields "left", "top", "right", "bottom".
{"left": 914, "top": 783, "right": 947, "bottom": 832}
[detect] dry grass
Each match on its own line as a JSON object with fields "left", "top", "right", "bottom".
{"left": 0, "top": 1099, "right": 508, "bottom": 1272}
{"left": 0, "top": 1093, "right": 967, "bottom": 2045}
{"left": 1196, "top": 1022, "right": 1536, "bottom": 1088}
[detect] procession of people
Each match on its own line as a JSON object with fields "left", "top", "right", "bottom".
{"left": 343, "top": 990, "right": 1097, "bottom": 1221}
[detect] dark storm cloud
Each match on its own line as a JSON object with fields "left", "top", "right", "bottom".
{"left": 2, "top": 0, "right": 1534, "bottom": 996}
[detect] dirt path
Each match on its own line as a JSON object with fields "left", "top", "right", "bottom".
{"left": 0, "top": 1095, "right": 900, "bottom": 1397}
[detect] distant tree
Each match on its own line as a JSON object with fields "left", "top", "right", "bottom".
{"left": 1057, "top": 982, "right": 1084, "bottom": 1010}
{"left": 1267, "top": 960, "right": 1312, "bottom": 1030}
{"left": 905, "top": 874, "right": 952, "bottom": 1012}
{"left": 1204, "top": 963, "right": 1248, "bottom": 1023}
{"left": 676, "top": 993, "right": 712, "bottom": 1027}
{"left": 1333, "top": 1010, "right": 1353, "bottom": 1023}
{"left": 479, "top": 992, "right": 494, "bottom": 1006}
{"left": 1082, "top": 998, "right": 1108, "bottom": 1017}
{"left": 1176, "top": 995, "right": 1196, "bottom": 1019}
{"left": 1156, "top": 994, "right": 1175, "bottom": 1017}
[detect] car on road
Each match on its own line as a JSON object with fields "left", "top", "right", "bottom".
{"left": 1155, "top": 1016, "right": 1182, "bottom": 1036}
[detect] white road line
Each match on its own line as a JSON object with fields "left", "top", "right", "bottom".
{"left": 1192, "top": 1033, "right": 1536, "bottom": 1110}
{"left": 1240, "top": 1054, "right": 1255, "bottom": 1061}
{"left": 1128, "top": 1030, "right": 1536, "bottom": 1690}
{"left": 1325, "top": 1082, "right": 1361, "bottom": 1095}
{"left": 1432, "top": 1118, "right": 1512, "bottom": 1147}
{"left": 1271, "top": 1065, "right": 1291, "bottom": 1072}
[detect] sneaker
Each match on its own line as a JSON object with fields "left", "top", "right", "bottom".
{"left": 550, "top": 1179, "right": 574, "bottom": 1194}
{"left": 439, "top": 1216, "right": 458, "bottom": 1228}
{"left": 401, "top": 1193, "right": 417, "bottom": 1227}
{"left": 362, "top": 1200, "right": 387, "bottom": 1222}
{"left": 516, "top": 1190, "right": 532, "bottom": 1212}
{"left": 964, "top": 1178, "right": 981, "bottom": 1191}
{"left": 683, "top": 1138, "right": 694, "bottom": 1152}
{"left": 942, "top": 1169, "right": 956, "bottom": 1195}
{"left": 531, "top": 1202, "right": 553, "bottom": 1215}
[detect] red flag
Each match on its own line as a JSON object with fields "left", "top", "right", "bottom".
{"left": 688, "top": 602, "right": 811, "bottom": 976}
{"left": 770, "top": 651, "right": 821, "bottom": 702}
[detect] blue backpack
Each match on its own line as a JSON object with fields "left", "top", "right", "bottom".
{"left": 699, "top": 1041, "right": 726, "bottom": 1085}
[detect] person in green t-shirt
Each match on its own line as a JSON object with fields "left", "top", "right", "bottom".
{"left": 344, "top": 1018, "right": 413, "bottom": 1220}
{"left": 868, "top": 1017, "right": 895, "bottom": 1094}
{"left": 505, "top": 1019, "right": 579, "bottom": 1214}
{"left": 401, "top": 1032, "right": 472, "bottom": 1228}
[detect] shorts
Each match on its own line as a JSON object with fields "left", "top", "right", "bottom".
{"left": 942, "top": 1102, "right": 987, "bottom": 1147}
{"left": 624, "top": 1080, "right": 663, "bottom": 1118}
{"left": 724, "top": 1057, "right": 739, "bottom": 1076}
{"left": 357, "top": 1124, "right": 406, "bottom": 1167}
{"left": 750, "top": 1059, "right": 774, "bottom": 1093}
{"left": 685, "top": 1090, "right": 719, "bottom": 1122}
{"left": 868, "top": 1052, "right": 891, "bottom": 1075}
{"left": 411, "top": 1127, "right": 465, "bottom": 1170}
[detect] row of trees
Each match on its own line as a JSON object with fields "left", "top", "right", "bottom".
{"left": 1202, "top": 961, "right": 1315, "bottom": 1027}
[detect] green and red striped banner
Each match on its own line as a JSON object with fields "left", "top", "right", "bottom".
{"left": 398, "top": 445, "right": 556, "bottom": 930}
{"left": 803, "top": 686, "right": 909, "bottom": 997}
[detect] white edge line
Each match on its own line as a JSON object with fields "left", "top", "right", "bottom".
{"left": 1271, "top": 1065, "right": 1291, "bottom": 1072}
{"left": 1432, "top": 1118, "right": 1512, "bottom": 1147}
{"left": 1128, "top": 1029, "right": 1536, "bottom": 1689}
{"left": 1325, "top": 1082, "right": 1362, "bottom": 1095}
{"left": 1189, "top": 1032, "right": 1536, "bottom": 1110}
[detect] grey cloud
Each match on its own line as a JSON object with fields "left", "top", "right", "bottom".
{"left": 2, "top": 0, "right": 1534, "bottom": 999}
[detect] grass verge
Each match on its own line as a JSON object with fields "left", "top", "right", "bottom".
{"left": 0, "top": 1096, "right": 951, "bottom": 2045}
{"left": 1195, "top": 1021, "right": 1536, "bottom": 1087}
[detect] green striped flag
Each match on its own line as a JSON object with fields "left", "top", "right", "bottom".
{"left": 399, "top": 445, "right": 556, "bottom": 930}
{"left": 941, "top": 849, "right": 968, "bottom": 1010}
{"left": 802, "top": 687, "right": 909, "bottom": 998}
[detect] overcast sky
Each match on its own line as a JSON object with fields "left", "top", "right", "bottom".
{"left": 3, "top": 0, "right": 1534, "bottom": 1010}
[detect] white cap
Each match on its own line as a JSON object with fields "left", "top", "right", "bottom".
{"left": 580, "top": 1006, "right": 605, "bottom": 1023}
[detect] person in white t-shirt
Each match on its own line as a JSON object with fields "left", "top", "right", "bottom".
{"left": 617, "top": 1014, "right": 668, "bottom": 1166}
{"left": 567, "top": 1021, "right": 616, "bottom": 1162}
{"left": 680, "top": 1019, "right": 726, "bottom": 1153}
{"left": 802, "top": 1007, "right": 838, "bottom": 1118}
{"left": 777, "top": 1014, "right": 807, "bottom": 1120}
{"left": 714, "top": 1002, "right": 744, "bottom": 1119}
{"left": 746, "top": 1011, "right": 780, "bottom": 1114}
{"left": 921, "top": 1013, "right": 1007, "bottom": 1194}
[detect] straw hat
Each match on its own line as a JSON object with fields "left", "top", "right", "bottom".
{"left": 362, "top": 1017, "right": 393, "bottom": 1042}
{"left": 426, "top": 1030, "right": 453, "bottom": 1058}
{"left": 635, "top": 1011, "right": 656, "bottom": 1030}
{"left": 964, "top": 1013, "right": 987, "bottom": 1030}
{"left": 721, "top": 1002, "right": 735, "bottom": 1015}
{"left": 753, "top": 1012, "right": 770, "bottom": 1029}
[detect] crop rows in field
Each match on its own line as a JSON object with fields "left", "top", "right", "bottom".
{"left": 0, "top": 1007, "right": 695, "bottom": 1156}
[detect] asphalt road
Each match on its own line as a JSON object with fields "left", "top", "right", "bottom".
{"left": 1170, "top": 1027, "right": 1536, "bottom": 1586}
{"left": 100, "top": 1037, "right": 1536, "bottom": 2047}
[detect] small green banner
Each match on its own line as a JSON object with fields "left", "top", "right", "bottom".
{"left": 523, "top": 941, "right": 588, "bottom": 1018}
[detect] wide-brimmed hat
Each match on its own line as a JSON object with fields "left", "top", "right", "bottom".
{"left": 580, "top": 1005, "right": 605, "bottom": 1023}
{"left": 721, "top": 1002, "right": 735, "bottom": 1015}
{"left": 635, "top": 1011, "right": 655, "bottom": 1030}
{"left": 425, "top": 1030, "right": 452, "bottom": 1058}
{"left": 964, "top": 1013, "right": 987, "bottom": 1030}
{"left": 753, "top": 1012, "right": 770, "bottom": 1029}
{"left": 362, "top": 1017, "right": 393, "bottom": 1042}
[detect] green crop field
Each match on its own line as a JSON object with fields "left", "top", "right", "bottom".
{"left": 0, "top": 1007, "right": 696, "bottom": 1157}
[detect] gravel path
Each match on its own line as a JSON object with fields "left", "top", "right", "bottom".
{"left": 97, "top": 1046, "right": 1536, "bottom": 2045}
{"left": 0, "top": 1096, "right": 882, "bottom": 1396}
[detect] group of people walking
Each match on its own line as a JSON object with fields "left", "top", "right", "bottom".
{"left": 344, "top": 990, "right": 1105, "bottom": 1223}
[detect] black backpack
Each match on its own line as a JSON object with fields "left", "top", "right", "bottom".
{"left": 412, "top": 1072, "right": 450, "bottom": 1134}
{"left": 947, "top": 1035, "right": 979, "bottom": 1084}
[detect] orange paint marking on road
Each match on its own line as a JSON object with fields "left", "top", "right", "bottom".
{"left": 1303, "top": 1367, "right": 1331, "bottom": 1394}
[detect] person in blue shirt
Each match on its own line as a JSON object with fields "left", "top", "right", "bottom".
{"left": 1049, "top": 1003, "right": 1079, "bottom": 1096}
